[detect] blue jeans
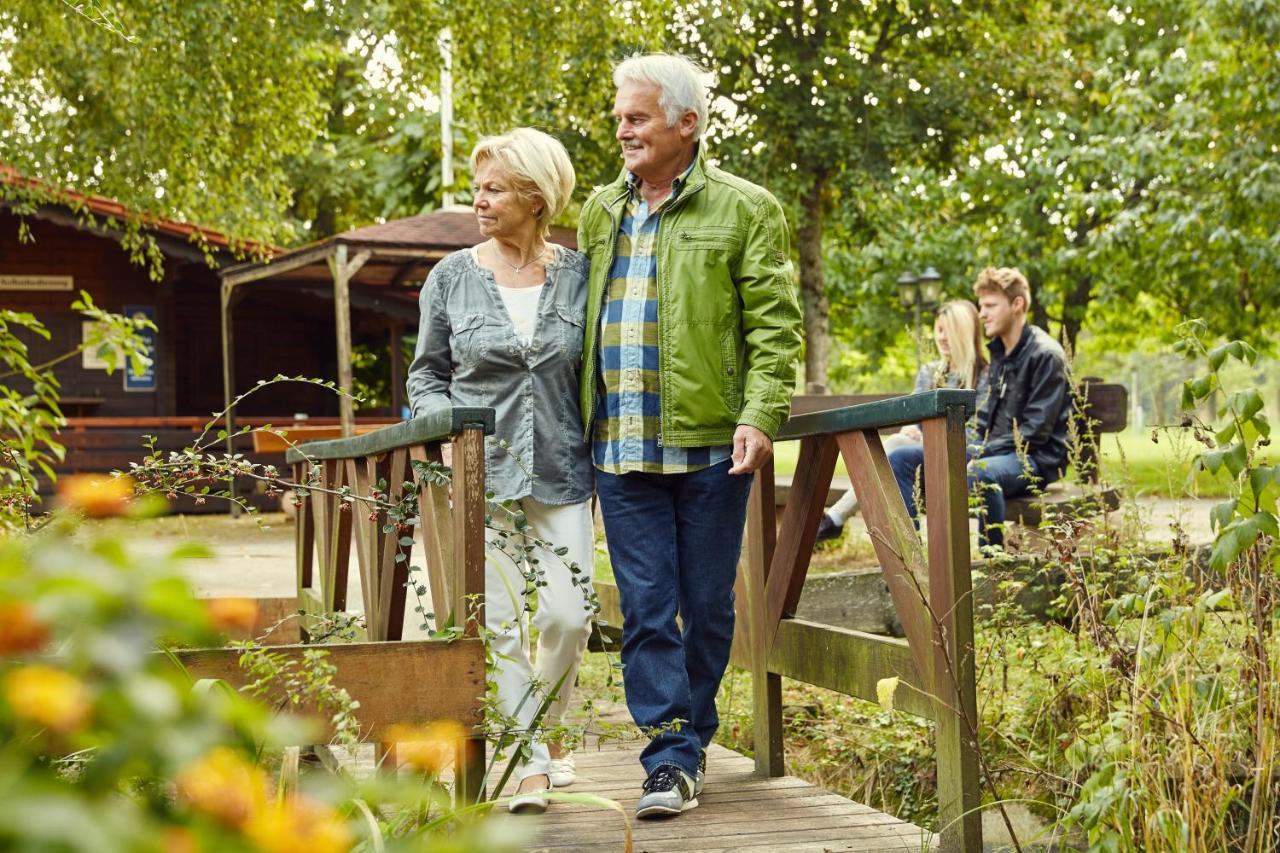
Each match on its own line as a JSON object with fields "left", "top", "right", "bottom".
{"left": 595, "top": 459, "right": 754, "bottom": 777}
{"left": 888, "top": 446, "right": 1043, "bottom": 548}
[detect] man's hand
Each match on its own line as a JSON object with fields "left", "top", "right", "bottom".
{"left": 899, "top": 425, "right": 923, "bottom": 443}
{"left": 729, "top": 424, "right": 773, "bottom": 475}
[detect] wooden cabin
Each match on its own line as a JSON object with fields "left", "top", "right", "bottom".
{"left": 0, "top": 172, "right": 572, "bottom": 511}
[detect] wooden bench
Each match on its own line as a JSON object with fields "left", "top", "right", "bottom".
{"left": 781, "top": 379, "right": 1129, "bottom": 528}
{"left": 1003, "top": 377, "right": 1127, "bottom": 527}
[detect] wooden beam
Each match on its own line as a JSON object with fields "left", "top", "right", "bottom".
{"left": 922, "top": 407, "right": 982, "bottom": 852}
{"left": 170, "top": 639, "right": 486, "bottom": 740}
{"left": 836, "top": 430, "right": 933, "bottom": 691}
{"left": 764, "top": 435, "right": 839, "bottom": 633}
{"left": 779, "top": 389, "right": 977, "bottom": 440}
{"left": 769, "top": 619, "right": 931, "bottom": 720}
{"left": 221, "top": 243, "right": 338, "bottom": 287}
{"left": 331, "top": 244, "right": 356, "bottom": 437}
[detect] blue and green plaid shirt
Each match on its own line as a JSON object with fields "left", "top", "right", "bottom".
{"left": 593, "top": 166, "right": 734, "bottom": 474}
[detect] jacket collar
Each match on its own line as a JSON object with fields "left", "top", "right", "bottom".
{"left": 987, "top": 322, "right": 1035, "bottom": 362}
{"left": 604, "top": 144, "right": 709, "bottom": 207}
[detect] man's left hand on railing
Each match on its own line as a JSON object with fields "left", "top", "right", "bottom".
{"left": 729, "top": 424, "right": 773, "bottom": 475}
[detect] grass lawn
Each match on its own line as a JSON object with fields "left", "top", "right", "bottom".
{"left": 771, "top": 427, "right": 1273, "bottom": 499}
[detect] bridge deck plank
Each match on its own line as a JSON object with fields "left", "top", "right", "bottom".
{"left": 513, "top": 740, "right": 935, "bottom": 852}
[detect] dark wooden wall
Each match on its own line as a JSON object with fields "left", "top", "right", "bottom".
{"left": 0, "top": 209, "right": 345, "bottom": 419}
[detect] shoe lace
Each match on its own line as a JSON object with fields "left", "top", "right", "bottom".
{"left": 643, "top": 765, "right": 687, "bottom": 795}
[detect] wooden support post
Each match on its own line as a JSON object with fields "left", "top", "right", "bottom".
{"left": 764, "top": 435, "right": 839, "bottom": 633}
{"left": 219, "top": 281, "right": 239, "bottom": 514}
{"left": 923, "top": 407, "right": 982, "bottom": 852}
{"left": 293, "top": 460, "right": 315, "bottom": 604}
{"left": 411, "top": 443, "right": 453, "bottom": 633}
{"left": 743, "top": 461, "right": 783, "bottom": 777}
{"left": 327, "top": 246, "right": 371, "bottom": 438}
{"left": 837, "top": 429, "right": 934, "bottom": 690}
{"left": 451, "top": 425, "right": 487, "bottom": 804}
{"left": 317, "top": 459, "right": 352, "bottom": 616}
{"left": 389, "top": 321, "right": 405, "bottom": 419}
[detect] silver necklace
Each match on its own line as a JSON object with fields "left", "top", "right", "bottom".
{"left": 493, "top": 241, "right": 547, "bottom": 274}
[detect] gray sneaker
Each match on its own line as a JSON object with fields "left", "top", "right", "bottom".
{"left": 636, "top": 764, "right": 698, "bottom": 818}
{"left": 695, "top": 748, "right": 706, "bottom": 796}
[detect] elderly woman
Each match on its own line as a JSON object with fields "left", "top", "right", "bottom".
{"left": 406, "top": 128, "right": 593, "bottom": 814}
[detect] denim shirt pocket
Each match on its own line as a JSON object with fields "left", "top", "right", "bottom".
{"left": 555, "top": 302, "right": 587, "bottom": 356}
{"left": 452, "top": 312, "right": 502, "bottom": 370}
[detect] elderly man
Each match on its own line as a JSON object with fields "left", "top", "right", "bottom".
{"left": 578, "top": 53, "right": 803, "bottom": 818}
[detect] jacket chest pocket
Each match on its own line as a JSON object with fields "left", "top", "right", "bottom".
{"left": 451, "top": 313, "right": 505, "bottom": 369}
{"left": 673, "top": 226, "right": 743, "bottom": 265}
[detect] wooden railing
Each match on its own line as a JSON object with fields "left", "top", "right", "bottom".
{"left": 273, "top": 392, "right": 981, "bottom": 844}
{"left": 596, "top": 389, "right": 982, "bottom": 851}
{"left": 278, "top": 404, "right": 495, "bottom": 802}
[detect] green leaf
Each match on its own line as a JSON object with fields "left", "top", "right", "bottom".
{"left": 1222, "top": 442, "right": 1247, "bottom": 479}
{"left": 1210, "top": 498, "right": 1237, "bottom": 533}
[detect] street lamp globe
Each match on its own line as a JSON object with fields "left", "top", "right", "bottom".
{"left": 896, "top": 271, "right": 920, "bottom": 307}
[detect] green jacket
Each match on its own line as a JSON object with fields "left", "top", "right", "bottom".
{"left": 577, "top": 154, "right": 803, "bottom": 446}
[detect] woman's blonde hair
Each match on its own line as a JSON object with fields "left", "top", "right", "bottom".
{"left": 469, "top": 128, "right": 575, "bottom": 238}
{"left": 935, "top": 299, "right": 987, "bottom": 389}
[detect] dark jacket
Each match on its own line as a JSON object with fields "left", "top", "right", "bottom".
{"left": 975, "top": 324, "right": 1072, "bottom": 478}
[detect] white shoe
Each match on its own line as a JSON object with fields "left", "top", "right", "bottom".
{"left": 548, "top": 754, "right": 576, "bottom": 787}
{"left": 508, "top": 777, "right": 551, "bottom": 814}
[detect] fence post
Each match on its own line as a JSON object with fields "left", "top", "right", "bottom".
{"left": 451, "top": 424, "right": 487, "bottom": 804}
{"left": 922, "top": 406, "right": 982, "bottom": 852}
{"left": 745, "top": 461, "right": 783, "bottom": 776}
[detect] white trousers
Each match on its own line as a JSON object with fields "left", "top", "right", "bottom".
{"left": 486, "top": 497, "right": 595, "bottom": 780}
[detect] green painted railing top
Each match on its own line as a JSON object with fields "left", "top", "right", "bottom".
{"left": 777, "top": 389, "right": 976, "bottom": 441}
{"left": 284, "top": 406, "right": 495, "bottom": 463}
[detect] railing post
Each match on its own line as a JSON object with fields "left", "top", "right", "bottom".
{"left": 451, "top": 424, "right": 487, "bottom": 804}
{"left": 744, "top": 461, "right": 783, "bottom": 776}
{"left": 922, "top": 406, "right": 982, "bottom": 852}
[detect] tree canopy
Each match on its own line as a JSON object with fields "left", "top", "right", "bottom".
{"left": 2, "top": 0, "right": 1275, "bottom": 372}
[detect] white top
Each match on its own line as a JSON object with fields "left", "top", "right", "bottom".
{"left": 495, "top": 283, "right": 543, "bottom": 346}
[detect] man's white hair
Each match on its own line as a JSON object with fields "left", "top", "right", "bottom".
{"left": 613, "top": 53, "right": 709, "bottom": 141}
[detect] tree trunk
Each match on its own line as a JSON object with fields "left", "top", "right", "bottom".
{"left": 798, "top": 171, "right": 829, "bottom": 392}
{"left": 1060, "top": 272, "right": 1092, "bottom": 358}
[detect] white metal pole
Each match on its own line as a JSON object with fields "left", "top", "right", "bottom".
{"left": 439, "top": 27, "right": 454, "bottom": 209}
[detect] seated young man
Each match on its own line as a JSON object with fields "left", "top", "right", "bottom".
{"left": 888, "top": 267, "right": 1071, "bottom": 549}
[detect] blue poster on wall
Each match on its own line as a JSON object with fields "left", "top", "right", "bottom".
{"left": 123, "top": 305, "right": 157, "bottom": 393}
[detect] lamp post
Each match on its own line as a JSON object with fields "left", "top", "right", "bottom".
{"left": 897, "top": 267, "right": 944, "bottom": 372}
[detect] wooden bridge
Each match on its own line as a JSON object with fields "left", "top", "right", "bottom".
{"left": 203, "top": 391, "right": 983, "bottom": 850}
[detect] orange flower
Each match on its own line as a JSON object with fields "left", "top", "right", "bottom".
{"left": 242, "top": 795, "right": 353, "bottom": 853}
{"left": 57, "top": 474, "right": 134, "bottom": 518}
{"left": 3, "top": 664, "right": 92, "bottom": 734}
{"left": 385, "top": 719, "right": 466, "bottom": 774}
{"left": 162, "top": 827, "right": 199, "bottom": 853}
{"left": 0, "top": 601, "right": 50, "bottom": 654}
{"left": 175, "top": 747, "right": 267, "bottom": 828}
{"left": 204, "top": 598, "right": 260, "bottom": 635}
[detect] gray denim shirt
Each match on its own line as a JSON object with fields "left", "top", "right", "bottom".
{"left": 406, "top": 247, "right": 594, "bottom": 505}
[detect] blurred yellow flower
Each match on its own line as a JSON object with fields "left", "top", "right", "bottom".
{"left": 386, "top": 719, "right": 466, "bottom": 774}
{"left": 0, "top": 601, "right": 50, "bottom": 654}
{"left": 57, "top": 474, "right": 134, "bottom": 518}
{"left": 243, "top": 795, "right": 353, "bottom": 853}
{"left": 175, "top": 746, "right": 267, "bottom": 828}
{"left": 3, "top": 664, "right": 91, "bottom": 734}
{"left": 204, "top": 597, "right": 260, "bottom": 635}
